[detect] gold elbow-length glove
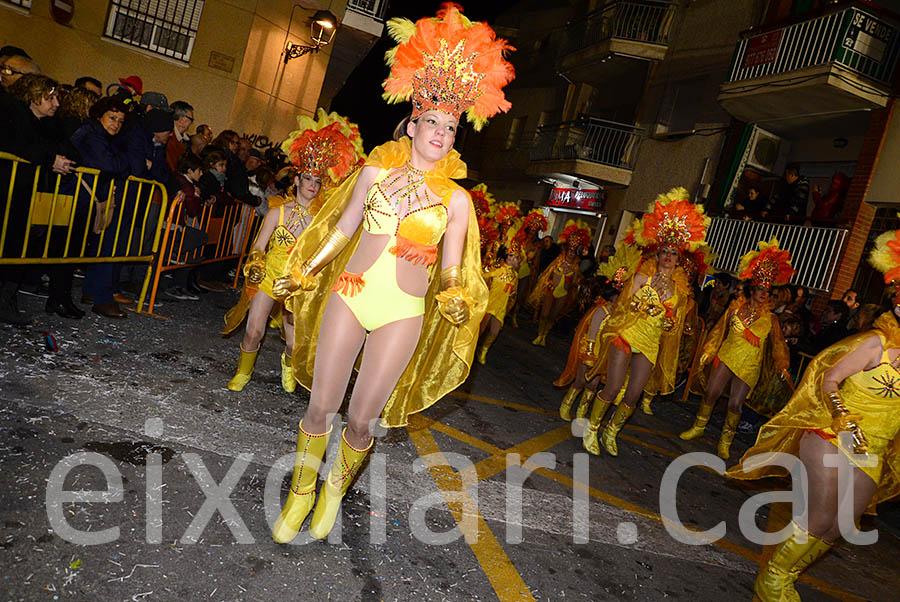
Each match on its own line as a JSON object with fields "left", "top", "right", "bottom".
{"left": 272, "top": 227, "right": 350, "bottom": 297}
{"left": 435, "top": 266, "right": 474, "bottom": 326}
{"left": 243, "top": 249, "right": 266, "bottom": 285}
{"left": 824, "top": 390, "right": 869, "bottom": 454}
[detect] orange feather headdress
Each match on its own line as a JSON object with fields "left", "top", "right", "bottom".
{"left": 521, "top": 209, "right": 549, "bottom": 234}
{"left": 493, "top": 201, "right": 522, "bottom": 227}
{"left": 869, "top": 224, "right": 900, "bottom": 285}
{"left": 560, "top": 219, "right": 592, "bottom": 251}
{"left": 468, "top": 183, "right": 495, "bottom": 219}
{"left": 382, "top": 3, "right": 516, "bottom": 130}
{"left": 633, "top": 187, "right": 710, "bottom": 253}
{"left": 281, "top": 109, "right": 365, "bottom": 189}
{"left": 738, "top": 237, "right": 794, "bottom": 288}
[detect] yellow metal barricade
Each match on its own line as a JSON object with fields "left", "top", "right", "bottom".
{"left": 146, "top": 194, "right": 262, "bottom": 315}
{"left": 0, "top": 152, "right": 168, "bottom": 314}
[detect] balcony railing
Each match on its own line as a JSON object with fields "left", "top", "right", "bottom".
{"left": 725, "top": 3, "right": 899, "bottom": 86}
{"left": 563, "top": 0, "right": 678, "bottom": 57}
{"left": 705, "top": 217, "right": 848, "bottom": 292}
{"left": 530, "top": 117, "right": 645, "bottom": 171}
{"left": 347, "top": 0, "right": 388, "bottom": 21}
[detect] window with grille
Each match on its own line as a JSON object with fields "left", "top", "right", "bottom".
{"left": 1, "top": 0, "right": 32, "bottom": 10}
{"left": 104, "top": 1, "right": 204, "bottom": 63}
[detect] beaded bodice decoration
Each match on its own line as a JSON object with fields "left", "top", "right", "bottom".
{"left": 362, "top": 164, "right": 449, "bottom": 247}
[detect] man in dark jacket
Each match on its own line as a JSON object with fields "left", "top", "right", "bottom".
{"left": 765, "top": 164, "right": 809, "bottom": 221}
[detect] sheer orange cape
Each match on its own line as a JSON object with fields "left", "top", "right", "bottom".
{"left": 283, "top": 137, "right": 487, "bottom": 427}
{"left": 726, "top": 313, "right": 900, "bottom": 514}
{"left": 554, "top": 298, "right": 607, "bottom": 388}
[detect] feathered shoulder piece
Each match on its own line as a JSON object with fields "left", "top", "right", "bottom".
{"left": 382, "top": 3, "right": 516, "bottom": 130}
{"left": 738, "top": 237, "right": 794, "bottom": 288}
{"left": 560, "top": 218, "right": 592, "bottom": 251}
{"left": 468, "top": 182, "right": 495, "bottom": 218}
{"left": 635, "top": 187, "right": 710, "bottom": 253}
{"left": 596, "top": 242, "right": 642, "bottom": 290}
{"left": 869, "top": 224, "right": 900, "bottom": 285}
{"left": 281, "top": 108, "right": 365, "bottom": 188}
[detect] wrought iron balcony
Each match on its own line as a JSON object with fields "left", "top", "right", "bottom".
{"left": 719, "top": 2, "right": 899, "bottom": 122}
{"left": 705, "top": 216, "right": 848, "bottom": 292}
{"left": 558, "top": 0, "right": 677, "bottom": 81}
{"left": 528, "top": 117, "right": 644, "bottom": 186}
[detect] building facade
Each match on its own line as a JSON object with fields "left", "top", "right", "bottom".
{"left": 0, "top": 0, "right": 385, "bottom": 141}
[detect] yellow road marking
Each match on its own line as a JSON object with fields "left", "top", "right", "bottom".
{"left": 452, "top": 391, "right": 556, "bottom": 415}
{"left": 406, "top": 418, "right": 536, "bottom": 602}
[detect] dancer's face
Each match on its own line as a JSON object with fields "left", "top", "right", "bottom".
{"left": 751, "top": 285, "right": 770, "bottom": 305}
{"left": 408, "top": 110, "right": 457, "bottom": 164}
{"left": 297, "top": 172, "right": 322, "bottom": 202}
{"left": 657, "top": 246, "right": 678, "bottom": 271}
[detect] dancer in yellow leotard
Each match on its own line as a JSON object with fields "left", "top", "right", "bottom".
{"left": 581, "top": 189, "right": 710, "bottom": 456}
{"left": 726, "top": 229, "right": 900, "bottom": 601}
{"left": 528, "top": 219, "right": 591, "bottom": 346}
{"left": 508, "top": 210, "right": 548, "bottom": 328}
{"left": 268, "top": 4, "right": 514, "bottom": 545}
{"left": 475, "top": 246, "right": 521, "bottom": 364}
{"left": 222, "top": 110, "right": 363, "bottom": 392}
{"left": 680, "top": 238, "right": 793, "bottom": 459}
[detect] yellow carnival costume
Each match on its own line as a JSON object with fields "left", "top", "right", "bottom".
{"left": 223, "top": 109, "right": 363, "bottom": 393}
{"left": 682, "top": 238, "right": 793, "bottom": 458}
{"left": 582, "top": 188, "right": 710, "bottom": 456}
{"left": 730, "top": 228, "right": 900, "bottom": 602}
{"left": 528, "top": 219, "right": 591, "bottom": 346}
{"left": 270, "top": 3, "right": 515, "bottom": 547}
{"left": 483, "top": 263, "right": 518, "bottom": 324}
{"left": 285, "top": 138, "right": 487, "bottom": 426}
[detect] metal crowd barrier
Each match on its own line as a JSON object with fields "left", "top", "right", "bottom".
{"left": 0, "top": 151, "right": 168, "bottom": 313}
{"left": 145, "top": 193, "right": 262, "bottom": 315}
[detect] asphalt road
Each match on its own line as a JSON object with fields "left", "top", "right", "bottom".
{"left": 1, "top": 282, "right": 898, "bottom": 601}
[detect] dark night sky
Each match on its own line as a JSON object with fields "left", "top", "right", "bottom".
{"left": 331, "top": 0, "right": 519, "bottom": 150}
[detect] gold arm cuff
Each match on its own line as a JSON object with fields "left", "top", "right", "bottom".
{"left": 296, "top": 227, "right": 350, "bottom": 281}
{"left": 440, "top": 265, "right": 462, "bottom": 290}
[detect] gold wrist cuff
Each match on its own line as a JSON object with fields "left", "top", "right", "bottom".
{"left": 298, "top": 227, "right": 350, "bottom": 280}
{"left": 440, "top": 265, "right": 462, "bottom": 290}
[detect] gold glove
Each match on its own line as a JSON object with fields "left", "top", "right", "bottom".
{"left": 661, "top": 316, "right": 675, "bottom": 332}
{"left": 825, "top": 391, "right": 868, "bottom": 454}
{"left": 272, "top": 227, "right": 350, "bottom": 297}
{"left": 243, "top": 249, "right": 266, "bottom": 285}
{"left": 435, "top": 266, "right": 473, "bottom": 326}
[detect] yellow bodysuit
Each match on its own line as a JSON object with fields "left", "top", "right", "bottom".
{"left": 483, "top": 263, "right": 517, "bottom": 324}
{"left": 222, "top": 204, "right": 299, "bottom": 334}
{"left": 618, "top": 284, "right": 673, "bottom": 365}
{"left": 332, "top": 167, "right": 449, "bottom": 332}
{"left": 716, "top": 310, "right": 772, "bottom": 389}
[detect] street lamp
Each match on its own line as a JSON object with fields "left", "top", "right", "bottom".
{"left": 284, "top": 10, "right": 338, "bottom": 64}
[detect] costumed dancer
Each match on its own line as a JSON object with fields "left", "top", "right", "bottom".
{"left": 475, "top": 246, "right": 521, "bottom": 364}
{"left": 553, "top": 243, "right": 640, "bottom": 421}
{"left": 508, "top": 209, "right": 548, "bottom": 328}
{"left": 726, "top": 229, "right": 900, "bottom": 601}
{"left": 680, "top": 238, "right": 792, "bottom": 459}
{"left": 268, "top": 3, "right": 514, "bottom": 544}
{"left": 528, "top": 219, "right": 591, "bottom": 346}
{"left": 485, "top": 201, "right": 522, "bottom": 267}
{"left": 582, "top": 189, "right": 709, "bottom": 456}
{"left": 641, "top": 241, "right": 715, "bottom": 416}
{"left": 222, "top": 109, "right": 364, "bottom": 392}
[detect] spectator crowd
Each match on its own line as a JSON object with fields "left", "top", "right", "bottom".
{"left": 0, "top": 45, "right": 295, "bottom": 325}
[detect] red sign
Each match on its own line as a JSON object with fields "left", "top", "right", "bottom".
{"left": 742, "top": 30, "right": 782, "bottom": 69}
{"left": 51, "top": 0, "right": 74, "bottom": 25}
{"left": 547, "top": 187, "right": 604, "bottom": 212}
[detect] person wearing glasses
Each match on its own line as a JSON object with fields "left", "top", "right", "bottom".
{"left": 166, "top": 100, "right": 194, "bottom": 172}
{"left": 0, "top": 54, "right": 40, "bottom": 91}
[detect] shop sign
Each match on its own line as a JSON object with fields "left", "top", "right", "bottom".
{"left": 547, "top": 187, "right": 604, "bottom": 211}
{"left": 742, "top": 30, "right": 783, "bottom": 69}
{"left": 844, "top": 11, "right": 893, "bottom": 63}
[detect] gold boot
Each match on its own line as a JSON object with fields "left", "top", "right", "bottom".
{"left": 717, "top": 410, "right": 741, "bottom": 460}
{"left": 309, "top": 430, "right": 373, "bottom": 540}
{"left": 582, "top": 396, "right": 612, "bottom": 455}
{"left": 600, "top": 402, "right": 635, "bottom": 457}
{"left": 679, "top": 403, "right": 714, "bottom": 440}
{"left": 272, "top": 421, "right": 331, "bottom": 543}
{"left": 476, "top": 332, "right": 497, "bottom": 365}
{"left": 226, "top": 345, "right": 259, "bottom": 391}
{"left": 575, "top": 389, "right": 595, "bottom": 420}
{"left": 753, "top": 522, "right": 833, "bottom": 602}
{"left": 510, "top": 311, "right": 519, "bottom": 328}
{"left": 531, "top": 318, "right": 550, "bottom": 346}
{"left": 558, "top": 386, "right": 579, "bottom": 421}
{"left": 281, "top": 352, "right": 296, "bottom": 393}
{"left": 641, "top": 392, "right": 654, "bottom": 415}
